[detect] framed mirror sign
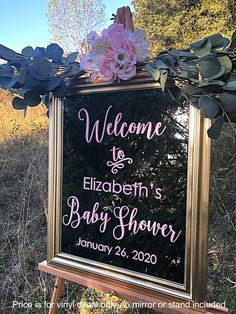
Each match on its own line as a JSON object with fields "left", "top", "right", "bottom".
{"left": 47, "top": 72, "right": 211, "bottom": 307}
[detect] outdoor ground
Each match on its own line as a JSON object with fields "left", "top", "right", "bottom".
{"left": 0, "top": 89, "right": 235, "bottom": 313}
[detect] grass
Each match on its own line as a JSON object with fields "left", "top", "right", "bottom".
{"left": 0, "top": 89, "right": 235, "bottom": 313}
{"left": 0, "top": 91, "right": 48, "bottom": 144}
{"left": 0, "top": 91, "right": 90, "bottom": 314}
{"left": 207, "top": 126, "right": 236, "bottom": 312}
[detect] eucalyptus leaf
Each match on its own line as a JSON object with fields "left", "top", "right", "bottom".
{"left": 46, "top": 43, "right": 63, "bottom": 62}
{"left": 24, "top": 73, "right": 42, "bottom": 89}
{"left": 199, "top": 95, "right": 220, "bottom": 118}
{"left": 228, "top": 30, "right": 236, "bottom": 50}
{"left": 198, "top": 56, "right": 224, "bottom": 80}
{"left": 22, "top": 46, "right": 34, "bottom": 58}
{"left": 178, "top": 51, "right": 196, "bottom": 59}
{"left": 23, "top": 107, "right": 28, "bottom": 118}
{"left": 186, "top": 95, "right": 200, "bottom": 107}
{"left": 218, "top": 55, "right": 232, "bottom": 74}
{"left": 160, "top": 70, "right": 168, "bottom": 92}
{"left": 0, "top": 44, "right": 19, "bottom": 61}
{"left": 179, "top": 62, "right": 188, "bottom": 72}
{"left": 155, "top": 58, "right": 170, "bottom": 69}
{"left": 19, "top": 87, "right": 31, "bottom": 97}
{"left": 50, "top": 65, "right": 59, "bottom": 77}
{"left": 228, "top": 73, "right": 236, "bottom": 82}
{"left": 0, "top": 77, "right": 12, "bottom": 88}
{"left": 157, "top": 55, "right": 177, "bottom": 73}
{"left": 219, "top": 93, "right": 236, "bottom": 112}
{"left": 227, "top": 112, "right": 236, "bottom": 122}
{"left": 45, "top": 77, "right": 61, "bottom": 91}
{"left": 190, "top": 38, "right": 211, "bottom": 58}
{"left": 166, "top": 48, "right": 179, "bottom": 57}
{"left": 186, "top": 61, "right": 199, "bottom": 78}
{"left": 222, "top": 38, "right": 230, "bottom": 48}
{"left": 207, "top": 115, "right": 224, "bottom": 139}
{"left": 182, "top": 61, "right": 199, "bottom": 80}
{"left": 52, "top": 81, "right": 67, "bottom": 98}
{"left": 199, "top": 80, "right": 225, "bottom": 87}
{"left": 178, "top": 70, "right": 188, "bottom": 79}
{"left": 42, "top": 94, "right": 50, "bottom": 108}
{"left": 222, "top": 81, "right": 236, "bottom": 91}
{"left": 0, "top": 64, "right": 14, "bottom": 77}
{"left": 4, "top": 75, "right": 22, "bottom": 89}
{"left": 145, "top": 64, "right": 160, "bottom": 81}
{"left": 206, "top": 33, "right": 224, "bottom": 48}
{"left": 60, "top": 63, "right": 81, "bottom": 78}
{"left": 30, "top": 57, "right": 52, "bottom": 80}
{"left": 33, "top": 47, "right": 46, "bottom": 59}
{"left": 181, "top": 89, "right": 201, "bottom": 107}
{"left": 18, "top": 66, "right": 28, "bottom": 85}
{"left": 24, "top": 91, "right": 42, "bottom": 106}
{"left": 66, "top": 52, "right": 78, "bottom": 63}
{"left": 9, "top": 58, "right": 27, "bottom": 68}
{"left": 12, "top": 97, "right": 27, "bottom": 110}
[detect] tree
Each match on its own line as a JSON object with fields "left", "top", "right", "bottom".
{"left": 47, "top": 0, "right": 105, "bottom": 56}
{"left": 132, "top": 0, "right": 236, "bottom": 55}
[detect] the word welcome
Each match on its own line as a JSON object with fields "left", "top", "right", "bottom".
{"left": 78, "top": 106, "right": 167, "bottom": 143}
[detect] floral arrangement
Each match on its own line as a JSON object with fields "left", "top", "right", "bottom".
{"left": 0, "top": 22, "right": 236, "bottom": 139}
{"left": 80, "top": 23, "right": 150, "bottom": 83}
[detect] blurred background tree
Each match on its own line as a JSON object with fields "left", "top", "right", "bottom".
{"left": 132, "top": 0, "right": 236, "bottom": 55}
{"left": 47, "top": 0, "right": 105, "bottom": 56}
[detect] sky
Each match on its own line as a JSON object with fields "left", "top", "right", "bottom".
{"left": 0, "top": 0, "right": 133, "bottom": 53}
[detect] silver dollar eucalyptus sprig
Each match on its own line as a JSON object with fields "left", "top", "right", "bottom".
{"left": 145, "top": 32, "right": 236, "bottom": 139}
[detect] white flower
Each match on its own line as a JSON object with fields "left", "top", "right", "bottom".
{"left": 80, "top": 53, "right": 98, "bottom": 72}
{"left": 87, "top": 31, "right": 99, "bottom": 46}
{"left": 91, "top": 38, "right": 109, "bottom": 58}
{"left": 114, "top": 48, "right": 130, "bottom": 66}
{"left": 125, "top": 28, "right": 151, "bottom": 62}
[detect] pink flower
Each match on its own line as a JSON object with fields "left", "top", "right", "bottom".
{"left": 86, "top": 31, "right": 100, "bottom": 46}
{"left": 98, "top": 55, "right": 117, "bottom": 83}
{"left": 81, "top": 23, "right": 150, "bottom": 83}
{"left": 80, "top": 53, "right": 98, "bottom": 72}
{"left": 118, "top": 65, "right": 136, "bottom": 80}
{"left": 102, "top": 23, "right": 125, "bottom": 39}
{"left": 117, "top": 55, "right": 136, "bottom": 80}
{"left": 125, "top": 28, "right": 150, "bottom": 62}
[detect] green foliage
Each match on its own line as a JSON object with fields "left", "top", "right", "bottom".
{"left": 132, "top": 0, "right": 236, "bottom": 55}
{"left": 0, "top": 43, "right": 82, "bottom": 113}
{"left": 145, "top": 31, "right": 236, "bottom": 139}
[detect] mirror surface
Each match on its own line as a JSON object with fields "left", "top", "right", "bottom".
{"left": 61, "top": 89, "right": 189, "bottom": 284}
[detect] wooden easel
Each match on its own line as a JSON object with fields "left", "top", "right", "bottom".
{"left": 48, "top": 277, "right": 65, "bottom": 314}
{"left": 38, "top": 261, "right": 228, "bottom": 314}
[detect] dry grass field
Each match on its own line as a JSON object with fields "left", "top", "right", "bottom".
{"left": 0, "top": 89, "right": 235, "bottom": 313}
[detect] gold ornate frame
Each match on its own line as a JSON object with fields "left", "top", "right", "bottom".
{"left": 47, "top": 73, "right": 211, "bottom": 306}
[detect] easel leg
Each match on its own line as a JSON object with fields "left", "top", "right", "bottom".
{"left": 49, "top": 277, "right": 65, "bottom": 314}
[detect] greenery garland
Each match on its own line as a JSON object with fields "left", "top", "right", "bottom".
{"left": 145, "top": 32, "right": 236, "bottom": 139}
{"left": 0, "top": 30, "right": 236, "bottom": 139}
{"left": 0, "top": 43, "right": 82, "bottom": 112}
